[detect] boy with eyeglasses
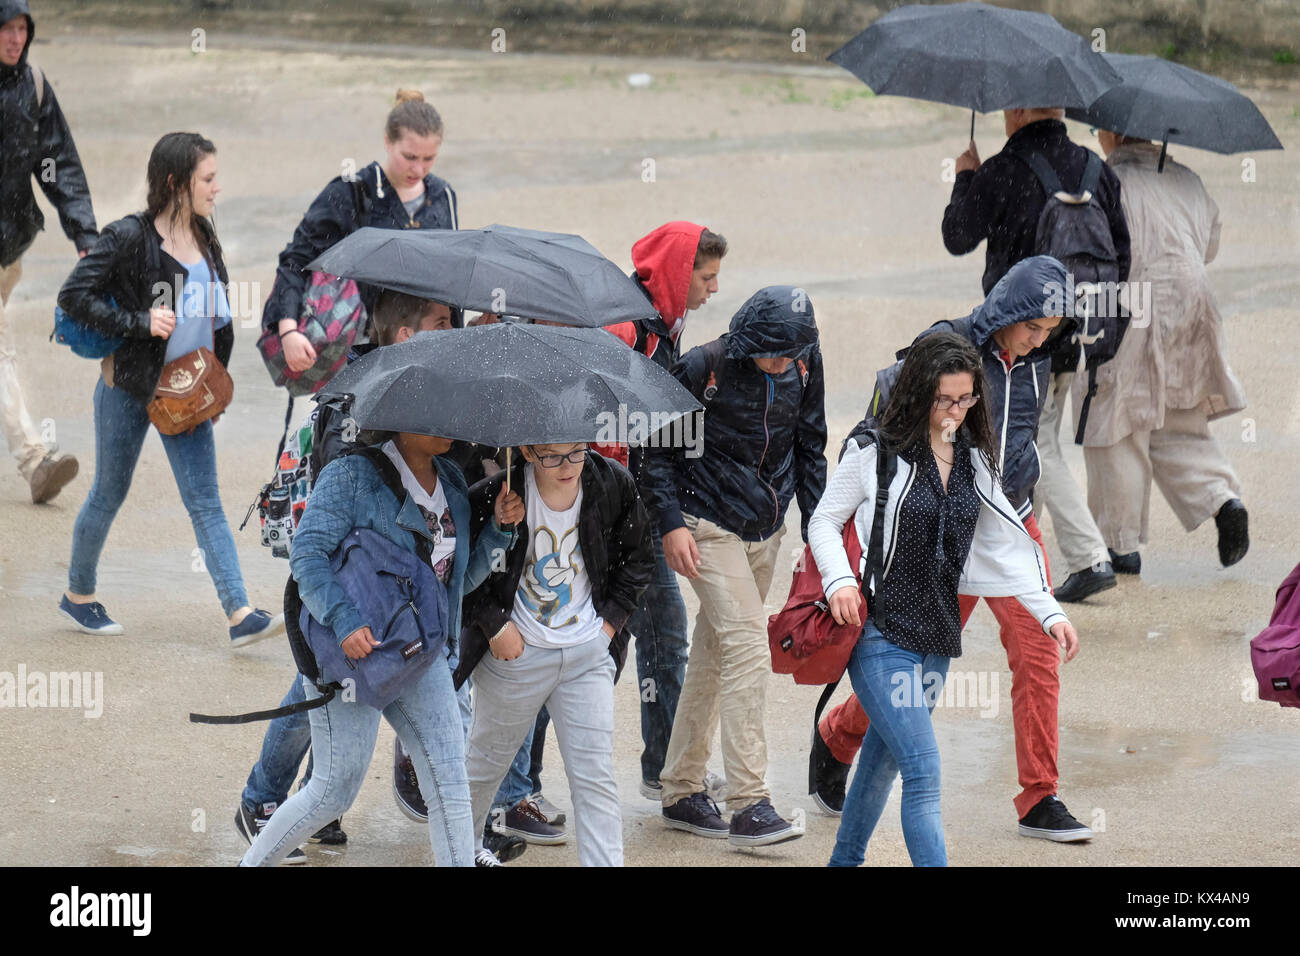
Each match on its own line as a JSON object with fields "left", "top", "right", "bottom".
{"left": 454, "top": 442, "right": 653, "bottom": 866}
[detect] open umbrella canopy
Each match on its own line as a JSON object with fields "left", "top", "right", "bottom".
{"left": 829, "top": 1, "right": 1120, "bottom": 113}
{"left": 314, "top": 322, "right": 701, "bottom": 447}
{"left": 306, "top": 224, "right": 657, "bottom": 328}
{"left": 1065, "top": 53, "right": 1283, "bottom": 155}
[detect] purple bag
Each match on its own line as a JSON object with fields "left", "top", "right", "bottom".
{"left": 1250, "top": 562, "right": 1300, "bottom": 708}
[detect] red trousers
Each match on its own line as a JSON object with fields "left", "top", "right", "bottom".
{"left": 819, "top": 513, "right": 1059, "bottom": 819}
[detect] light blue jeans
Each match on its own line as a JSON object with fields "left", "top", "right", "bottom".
{"left": 241, "top": 659, "right": 474, "bottom": 866}
{"left": 829, "top": 620, "right": 950, "bottom": 867}
{"left": 68, "top": 377, "right": 247, "bottom": 615}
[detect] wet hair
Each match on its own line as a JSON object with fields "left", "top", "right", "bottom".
{"left": 878, "top": 331, "right": 1000, "bottom": 477}
{"left": 385, "top": 89, "right": 444, "bottom": 142}
{"left": 694, "top": 229, "right": 727, "bottom": 268}
{"left": 145, "top": 131, "right": 219, "bottom": 268}
{"left": 372, "top": 289, "right": 452, "bottom": 346}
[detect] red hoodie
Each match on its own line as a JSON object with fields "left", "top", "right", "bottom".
{"left": 596, "top": 221, "right": 707, "bottom": 466}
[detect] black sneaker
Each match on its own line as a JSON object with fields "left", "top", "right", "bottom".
{"left": 393, "top": 739, "right": 428, "bottom": 822}
{"left": 496, "top": 798, "right": 567, "bottom": 845}
{"left": 662, "top": 791, "right": 728, "bottom": 839}
{"left": 483, "top": 826, "right": 527, "bottom": 863}
{"left": 1108, "top": 549, "right": 1141, "bottom": 575}
{"left": 1215, "top": 499, "right": 1249, "bottom": 567}
{"left": 1053, "top": 564, "right": 1117, "bottom": 603}
{"left": 728, "top": 798, "right": 804, "bottom": 847}
{"left": 309, "top": 818, "right": 347, "bottom": 845}
{"left": 1018, "top": 795, "right": 1093, "bottom": 842}
{"left": 474, "top": 848, "right": 504, "bottom": 867}
{"left": 809, "top": 722, "right": 850, "bottom": 816}
{"left": 235, "top": 802, "right": 306, "bottom": 864}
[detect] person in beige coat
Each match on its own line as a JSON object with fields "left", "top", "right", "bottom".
{"left": 1076, "top": 132, "right": 1249, "bottom": 570}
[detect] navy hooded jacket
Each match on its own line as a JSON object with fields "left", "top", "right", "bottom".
{"left": 919, "top": 256, "right": 1074, "bottom": 515}
{"left": 642, "top": 286, "right": 828, "bottom": 543}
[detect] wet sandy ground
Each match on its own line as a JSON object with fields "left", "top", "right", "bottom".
{"left": 1, "top": 29, "right": 1298, "bottom": 867}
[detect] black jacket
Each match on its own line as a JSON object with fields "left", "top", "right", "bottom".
{"left": 642, "top": 286, "right": 828, "bottom": 543}
{"left": 942, "top": 119, "right": 1131, "bottom": 294}
{"left": 57, "top": 213, "right": 233, "bottom": 401}
{"left": 261, "top": 160, "right": 458, "bottom": 333}
{"left": 0, "top": 0, "right": 97, "bottom": 267}
{"left": 451, "top": 452, "right": 654, "bottom": 688}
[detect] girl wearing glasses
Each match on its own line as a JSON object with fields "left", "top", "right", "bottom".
{"left": 808, "top": 331, "right": 1077, "bottom": 866}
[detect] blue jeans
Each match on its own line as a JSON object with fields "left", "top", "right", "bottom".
{"left": 241, "top": 662, "right": 474, "bottom": 866}
{"left": 244, "top": 654, "right": 526, "bottom": 817}
{"left": 69, "top": 377, "right": 247, "bottom": 615}
{"left": 242, "top": 674, "right": 313, "bottom": 810}
{"left": 629, "top": 528, "right": 688, "bottom": 782}
{"left": 829, "top": 621, "right": 950, "bottom": 867}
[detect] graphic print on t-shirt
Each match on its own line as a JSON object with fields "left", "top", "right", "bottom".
{"left": 416, "top": 503, "right": 456, "bottom": 584}
{"left": 518, "top": 525, "right": 581, "bottom": 628}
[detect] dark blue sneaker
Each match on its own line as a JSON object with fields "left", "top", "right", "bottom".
{"left": 230, "top": 609, "right": 285, "bottom": 647}
{"left": 729, "top": 798, "right": 803, "bottom": 847}
{"left": 662, "top": 792, "right": 729, "bottom": 839}
{"left": 59, "top": 595, "right": 123, "bottom": 635}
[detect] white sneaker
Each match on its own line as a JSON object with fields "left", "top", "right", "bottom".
{"left": 529, "top": 792, "right": 566, "bottom": 826}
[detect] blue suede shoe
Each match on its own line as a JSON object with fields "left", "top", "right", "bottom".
{"left": 59, "top": 595, "right": 124, "bottom": 635}
{"left": 229, "top": 609, "right": 286, "bottom": 648}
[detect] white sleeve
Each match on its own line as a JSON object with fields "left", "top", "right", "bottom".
{"left": 809, "top": 441, "right": 871, "bottom": 599}
{"left": 961, "top": 457, "right": 1069, "bottom": 635}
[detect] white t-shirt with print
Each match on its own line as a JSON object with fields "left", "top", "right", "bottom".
{"left": 380, "top": 441, "right": 456, "bottom": 584}
{"left": 511, "top": 464, "right": 605, "bottom": 649}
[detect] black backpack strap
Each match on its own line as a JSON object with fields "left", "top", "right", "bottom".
{"left": 1079, "top": 151, "right": 1103, "bottom": 197}
{"left": 860, "top": 432, "right": 897, "bottom": 618}
{"left": 1074, "top": 366, "right": 1099, "bottom": 446}
{"left": 189, "top": 685, "right": 335, "bottom": 725}
{"left": 1012, "top": 149, "right": 1066, "bottom": 197}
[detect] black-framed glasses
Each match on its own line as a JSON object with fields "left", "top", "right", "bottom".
{"left": 533, "top": 447, "right": 588, "bottom": 468}
{"left": 933, "top": 395, "right": 980, "bottom": 411}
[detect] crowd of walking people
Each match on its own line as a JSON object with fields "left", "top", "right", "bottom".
{"left": 1, "top": 0, "right": 1253, "bottom": 866}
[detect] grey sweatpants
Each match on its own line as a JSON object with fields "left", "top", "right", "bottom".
{"left": 466, "top": 633, "right": 622, "bottom": 866}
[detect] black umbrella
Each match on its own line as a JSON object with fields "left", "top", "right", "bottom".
{"left": 1065, "top": 53, "right": 1283, "bottom": 171}
{"left": 315, "top": 322, "right": 701, "bottom": 449}
{"left": 307, "top": 224, "right": 657, "bottom": 328}
{"left": 829, "top": 1, "right": 1121, "bottom": 137}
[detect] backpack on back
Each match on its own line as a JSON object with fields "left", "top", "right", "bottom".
{"left": 51, "top": 213, "right": 159, "bottom": 359}
{"left": 1015, "top": 149, "right": 1130, "bottom": 443}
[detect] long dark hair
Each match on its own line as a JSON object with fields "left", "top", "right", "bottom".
{"left": 145, "top": 131, "right": 218, "bottom": 268}
{"left": 878, "top": 331, "right": 1000, "bottom": 477}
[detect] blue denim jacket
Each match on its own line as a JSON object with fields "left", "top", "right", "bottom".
{"left": 290, "top": 450, "right": 510, "bottom": 645}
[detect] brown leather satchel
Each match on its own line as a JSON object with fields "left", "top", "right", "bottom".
{"left": 147, "top": 346, "right": 234, "bottom": 435}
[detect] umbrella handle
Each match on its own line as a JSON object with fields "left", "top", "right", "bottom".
{"left": 506, "top": 446, "right": 511, "bottom": 496}
{"left": 1157, "top": 137, "right": 1168, "bottom": 174}
{"left": 970, "top": 109, "right": 975, "bottom": 142}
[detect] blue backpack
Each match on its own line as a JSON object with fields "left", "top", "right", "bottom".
{"left": 190, "top": 447, "right": 450, "bottom": 723}
{"left": 51, "top": 213, "right": 160, "bottom": 358}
